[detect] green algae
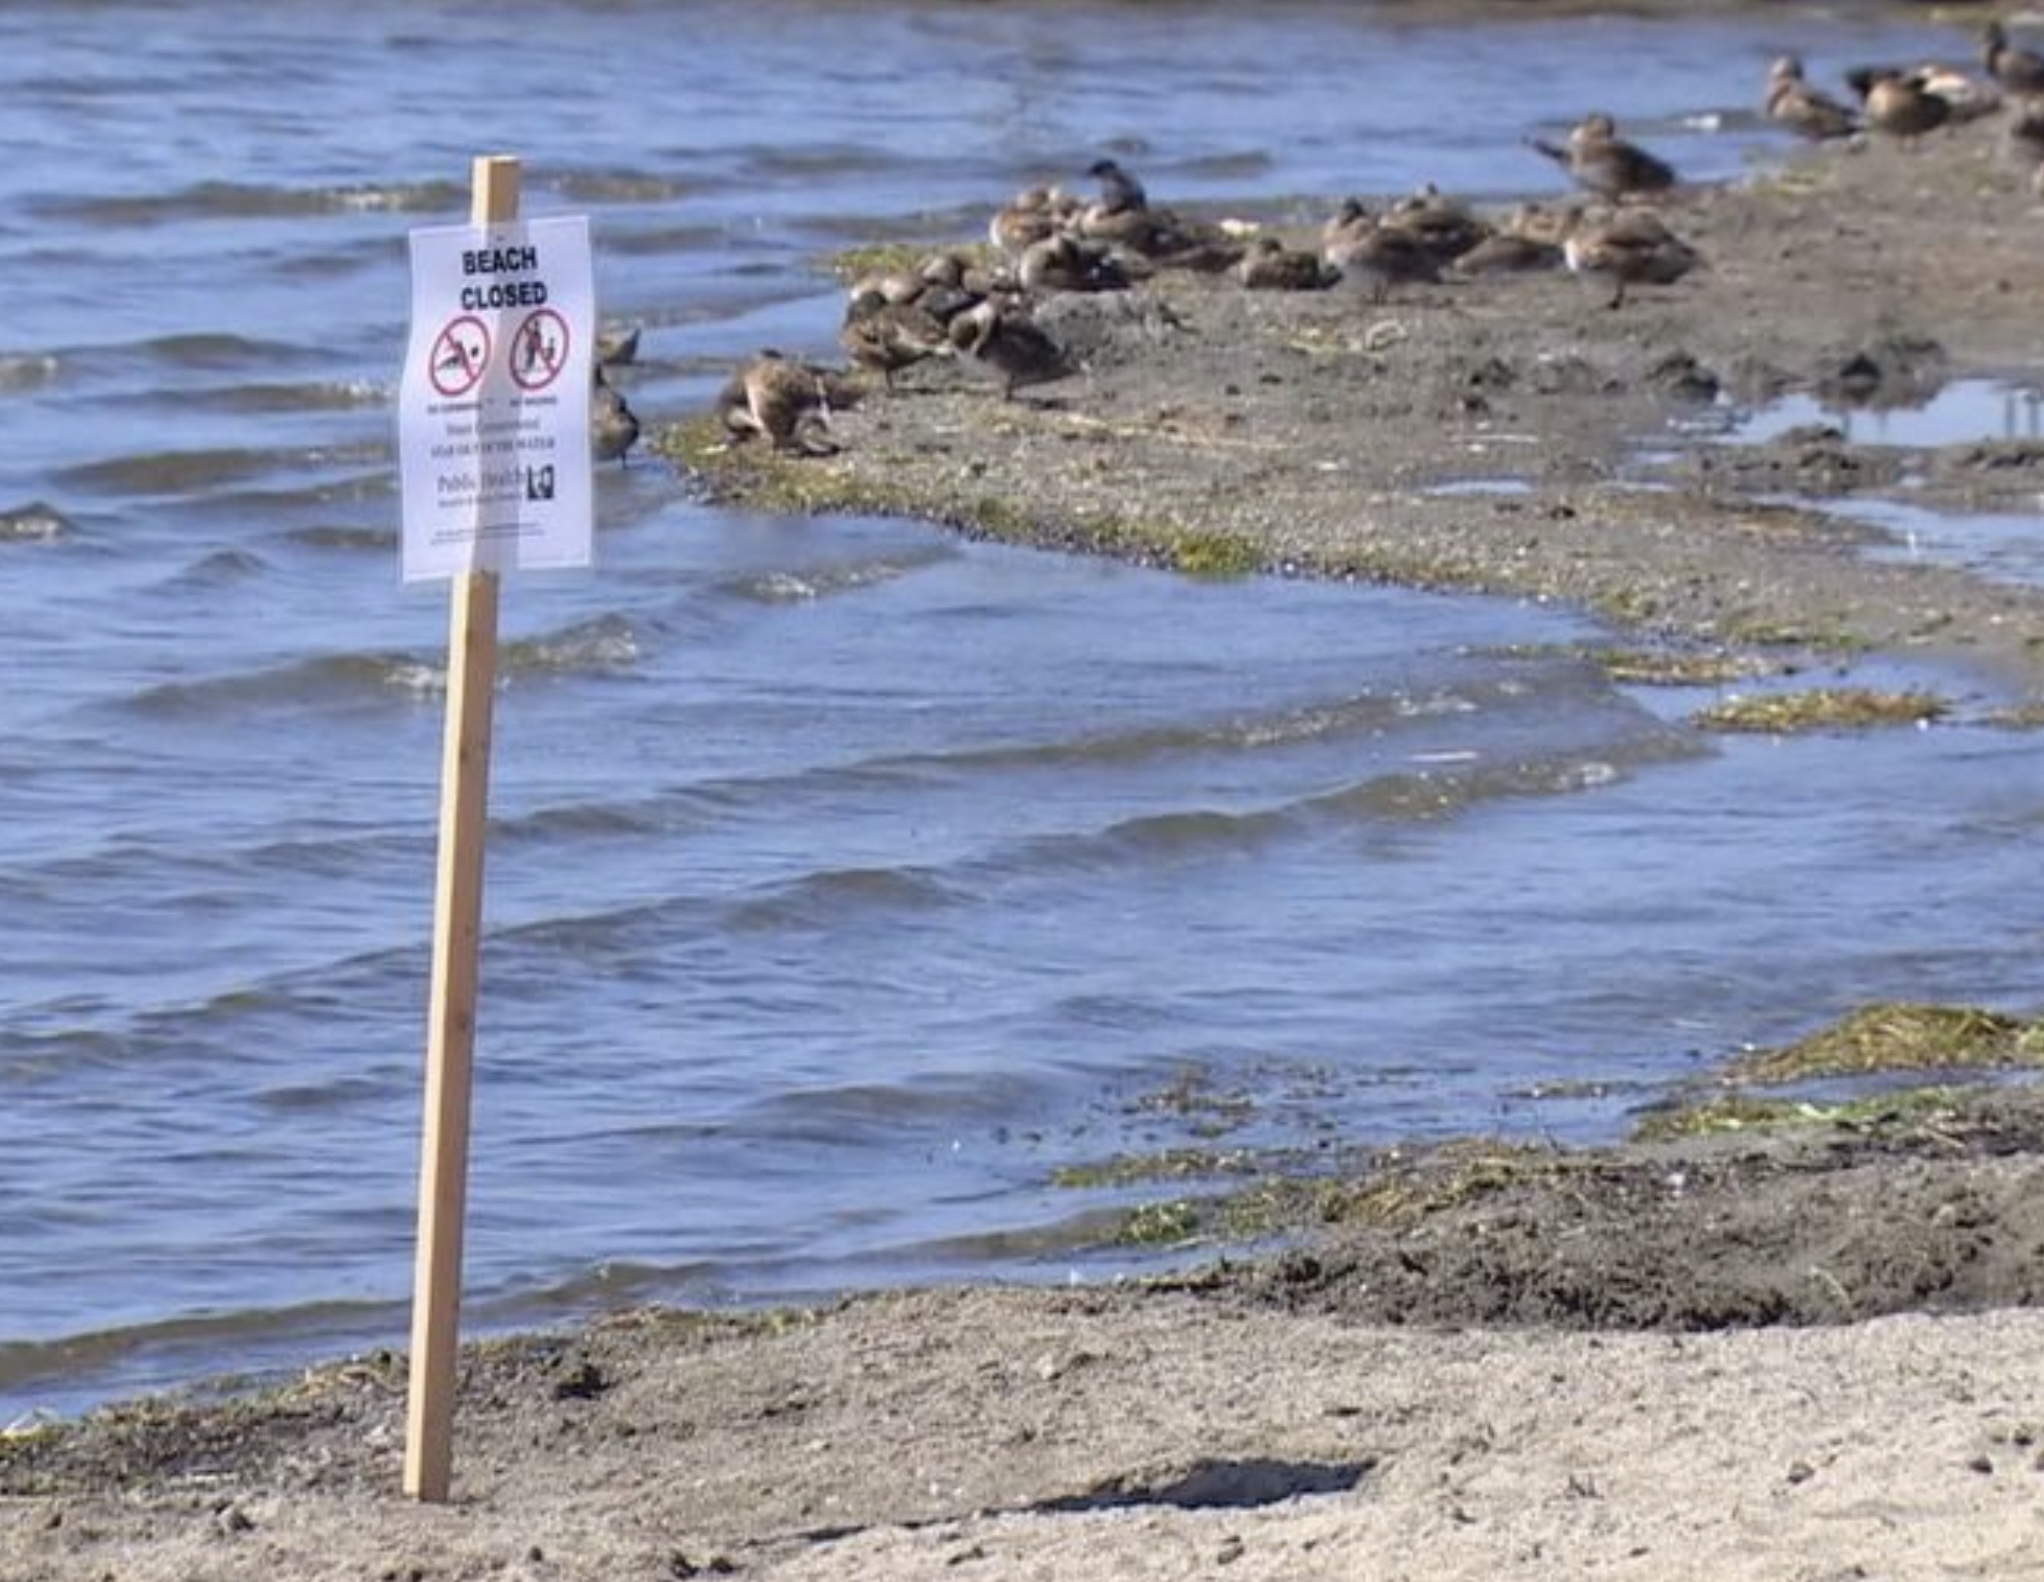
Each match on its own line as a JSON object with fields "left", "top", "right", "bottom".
{"left": 1689, "top": 686, "right": 1948, "bottom": 733}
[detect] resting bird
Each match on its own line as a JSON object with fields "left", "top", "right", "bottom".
{"left": 1562, "top": 207, "right": 1700, "bottom": 308}
{"left": 1017, "top": 232, "right": 1133, "bottom": 294}
{"left": 1382, "top": 182, "right": 1490, "bottom": 266}
{"left": 1855, "top": 68, "right": 1954, "bottom": 143}
{"left": 1447, "top": 204, "right": 1568, "bottom": 277}
{"left": 993, "top": 184, "right": 1089, "bottom": 261}
{"left": 838, "top": 287, "right": 954, "bottom": 390}
{"left": 1765, "top": 56, "right": 1860, "bottom": 141}
{"left": 1530, "top": 112, "right": 1678, "bottom": 200}
{"left": 1321, "top": 202, "right": 1442, "bottom": 301}
{"left": 1236, "top": 234, "right": 1338, "bottom": 290}
{"left": 948, "top": 297, "right": 1078, "bottom": 401}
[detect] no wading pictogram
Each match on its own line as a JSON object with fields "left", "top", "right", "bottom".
{"left": 430, "top": 316, "right": 491, "bottom": 398}
{"left": 510, "top": 308, "right": 569, "bottom": 391}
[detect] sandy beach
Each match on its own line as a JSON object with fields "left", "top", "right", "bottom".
{"left": 10, "top": 69, "right": 2044, "bottom": 1582}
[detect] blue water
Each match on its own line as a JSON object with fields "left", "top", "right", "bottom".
{"left": 2, "top": 0, "right": 2035, "bottom": 1420}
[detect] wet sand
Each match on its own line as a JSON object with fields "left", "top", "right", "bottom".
{"left": 9, "top": 100, "right": 2044, "bottom": 1582}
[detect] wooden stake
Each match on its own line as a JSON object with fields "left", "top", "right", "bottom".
{"left": 404, "top": 153, "right": 520, "bottom": 1505}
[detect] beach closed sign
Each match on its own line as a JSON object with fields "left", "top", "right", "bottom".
{"left": 399, "top": 215, "right": 594, "bottom": 581}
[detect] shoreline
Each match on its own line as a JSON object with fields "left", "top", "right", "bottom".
{"left": 12, "top": 107, "right": 2044, "bottom": 1582}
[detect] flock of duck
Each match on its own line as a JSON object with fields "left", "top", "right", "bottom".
{"left": 641, "top": 19, "right": 2044, "bottom": 461}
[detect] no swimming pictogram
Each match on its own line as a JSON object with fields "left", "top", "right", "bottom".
{"left": 510, "top": 308, "right": 570, "bottom": 391}
{"left": 430, "top": 315, "right": 491, "bottom": 398}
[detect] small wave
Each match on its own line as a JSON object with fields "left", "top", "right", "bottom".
{"left": 747, "top": 143, "right": 915, "bottom": 181}
{"left": 286, "top": 524, "right": 398, "bottom": 552}
{"left": 602, "top": 220, "right": 761, "bottom": 258}
{"left": 1096, "top": 804, "right": 1293, "bottom": 857}
{"left": 492, "top": 798, "right": 686, "bottom": 843}
{"left": 166, "top": 377, "right": 391, "bottom": 415}
{"left": 57, "top": 441, "right": 355, "bottom": 498}
{"left": 0, "top": 1026, "right": 130, "bottom": 1085}
{"left": 740, "top": 1067, "right": 1050, "bottom": 1142}
{"left": 724, "top": 865, "right": 961, "bottom": 932}
{"left": 33, "top": 177, "right": 464, "bottom": 228}
{"left": 196, "top": 473, "right": 397, "bottom": 524}
{"left": 866, "top": 690, "right": 1426, "bottom": 778}
{"left": 986, "top": 728, "right": 1704, "bottom": 874}
{"left": 163, "top": 546, "right": 269, "bottom": 587}
{"left": 117, "top": 331, "right": 322, "bottom": 373}
{"left": 125, "top": 650, "right": 447, "bottom": 716}
{"left": 256, "top": 1072, "right": 403, "bottom": 1113}
{"left": 551, "top": 169, "right": 694, "bottom": 204}
{"left": 0, "top": 351, "right": 59, "bottom": 391}
{"left": 720, "top": 548, "right": 953, "bottom": 605}
{"left": 501, "top": 613, "right": 640, "bottom": 678}
{"left": 1308, "top": 734, "right": 1705, "bottom": 826}
{"left": 0, "top": 499, "right": 77, "bottom": 542}
{"left": 473, "top": 1258, "right": 729, "bottom": 1319}
{"left": 0, "top": 1296, "right": 406, "bottom": 1416}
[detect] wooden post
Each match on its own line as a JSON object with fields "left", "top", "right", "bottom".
{"left": 404, "top": 153, "right": 520, "bottom": 1505}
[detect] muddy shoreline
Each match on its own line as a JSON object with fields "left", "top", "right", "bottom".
{"left": 9, "top": 112, "right": 2044, "bottom": 1582}
{"left": 669, "top": 116, "right": 2044, "bottom": 698}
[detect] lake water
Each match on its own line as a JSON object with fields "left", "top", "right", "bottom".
{"left": 2, "top": 0, "right": 2035, "bottom": 1420}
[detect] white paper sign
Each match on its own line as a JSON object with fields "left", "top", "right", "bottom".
{"left": 398, "top": 215, "right": 594, "bottom": 582}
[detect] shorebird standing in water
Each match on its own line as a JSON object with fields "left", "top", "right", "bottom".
{"left": 591, "top": 365, "right": 640, "bottom": 467}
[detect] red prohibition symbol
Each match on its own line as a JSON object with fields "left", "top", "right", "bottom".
{"left": 429, "top": 315, "right": 491, "bottom": 398}
{"left": 509, "top": 308, "right": 570, "bottom": 391}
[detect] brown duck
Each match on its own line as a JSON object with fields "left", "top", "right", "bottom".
{"left": 1984, "top": 21, "right": 2044, "bottom": 98}
{"left": 716, "top": 351, "right": 837, "bottom": 453}
{"left": 949, "top": 297, "right": 1079, "bottom": 401}
{"left": 838, "top": 288, "right": 954, "bottom": 390}
{"left": 1765, "top": 56, "right": 1860, "bottom": 141}
{"left": 989, "top": 184, "right": 1078, "bottom": 259}
{"left": 1382, "top": 182, "right": 1490, "bottom": 265}
{"left": 591, "top": 366, "right": 640, "bottom": 467}
{"left": 1857, "top": 68, "right": 1954, "bottom": 143}
{"left": 1322, "top": 206, "right": 1442, "bottom": 301}
{"left": 1447, "top": 205, "right": 1568, "bottom": 276}
{"left": 1562, "top": 207, "right": 1700, "bottom": 308}
{"left": 1017, "top": 233, "right": 1133, "bottom": 294}
{"left": 1236, "top": 234, "right": 1338, "bottom": 291}
{"left": 1529, "top": 112, "right": 1678, "bottom": 201}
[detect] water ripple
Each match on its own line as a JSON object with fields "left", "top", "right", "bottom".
{"left": 32, "top": 177, "right": 465, "bottom": 227}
